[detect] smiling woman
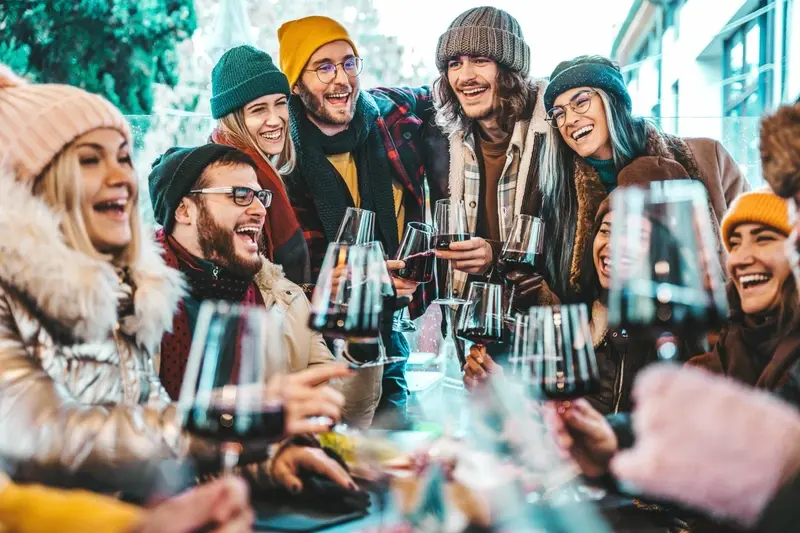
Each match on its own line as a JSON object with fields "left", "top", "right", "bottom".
{"left": 688, "top": 189, "right": 800, "bottom": 391}
{"left": 536, "top": 54, "right": 749, "bottom": 301}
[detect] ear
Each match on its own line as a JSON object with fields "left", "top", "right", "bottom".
{"left": 174, "top": 197, "right": 195, "bottom": 226}
{"left": 292, "top": 84, "right": 300, "bottom": 96}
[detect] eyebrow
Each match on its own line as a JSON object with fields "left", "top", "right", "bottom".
{"left": 75, "top": 140, "right": 128, "bottom": 151}
{"left": 310, "top": 55, "right": 355, "bottom": 68}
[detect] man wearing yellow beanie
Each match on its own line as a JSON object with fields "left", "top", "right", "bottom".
{"left": 277, "top": 16, "right": 448, "bottom": 427}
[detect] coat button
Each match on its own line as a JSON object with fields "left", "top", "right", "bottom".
{"left": 469, "top": 200, "right": 477, "bottom": 208}
{"left": 403, "top": 131, "right": 412, "bottom": 140}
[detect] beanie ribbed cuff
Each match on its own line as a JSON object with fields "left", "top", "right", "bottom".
{"left": 544, "top": 62, "right": 632, "bottom": 112}
{"left": 721, "top": 191, "right": 792, "bottom": 251}
{"left": 211, "top": 70, "right": 290, "bottom": 119}
{"left": 436, "top": 25, "right": 530, "bottom": 75}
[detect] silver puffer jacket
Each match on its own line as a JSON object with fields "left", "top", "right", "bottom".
{"left": 0, "top": 171, "right": 187, "bottom": 490}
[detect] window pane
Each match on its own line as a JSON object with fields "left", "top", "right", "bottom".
{"left": 729, "top": 38, "right": 744, "bottom": 74}
{"left": 745, "top": 23, "right": 761, "bottom": 83}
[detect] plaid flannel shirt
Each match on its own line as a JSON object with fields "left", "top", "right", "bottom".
{"left": 287, "top": 86, "right": 437, "bottom": 319}
{"left": 451, "top": 123, "right": 527, "bottom": 297}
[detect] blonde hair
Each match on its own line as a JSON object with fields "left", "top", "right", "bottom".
{"left": 218, "top": 108, "right": 296, "bottom": 176}
{"left": 33, "top": 143, "right": 142, "bottom": 267}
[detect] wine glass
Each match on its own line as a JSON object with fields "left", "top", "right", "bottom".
{"left": 433, "top": 199, "right": 470, "bottom": 305}
{"left": 393, "top": 221, "right": 435, "bottom": 332}
{"left": 179, "top": 301, "right": 287, "bottom": 474}
{"left": 606, "top": 180, "right": 728, "bottom": 361}
{"left": 456, "top": 282, "right": 504, "bottom": 348}
{"left": 527, "top": 304, "right": 600, "bottom": 401}
{"left": 509, "top": 313, "right": 531, "bottom": 379}
{"left": 497, "top": 215, "right": 545, "bottom": 319}
{"left": 335, "top": 207, "right": 375, "bottom": 245}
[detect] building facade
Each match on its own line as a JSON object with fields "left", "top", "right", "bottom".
{"left": 612, "top": 0, "right": 799, "bottom": 185}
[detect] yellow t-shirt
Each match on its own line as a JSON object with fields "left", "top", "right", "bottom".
{"left": 326, "top": 153, "right": 405, "bottom": 240}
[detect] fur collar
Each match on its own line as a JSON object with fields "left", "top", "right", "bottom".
{"left": 0, "top": 170, "right": 185, "bottom": 350}
{"left": 447, "top": 78, "right": 549, "bottom": 213}
{"left": 253, "top": 258, "right": 300, "bottom": 309}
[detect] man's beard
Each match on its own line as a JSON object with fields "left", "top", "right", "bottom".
{"left": 196, "top": 202, "right": 262, "bottom": 278}
{"left": 296, "top": 79, "right": 357, "bottom": 126}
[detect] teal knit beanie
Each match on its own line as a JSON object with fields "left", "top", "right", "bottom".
{"left": 544, "top": 55, "right": 632, "bottom": 112}
{"left": 211, "top": 45, "right": 290, "bottom": 119}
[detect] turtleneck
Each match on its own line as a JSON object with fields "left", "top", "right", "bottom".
{"left": 586, "top": 156, "right": 617, "bottom": 192}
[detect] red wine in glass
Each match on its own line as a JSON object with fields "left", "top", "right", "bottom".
{"left": 184, "top": 398, "right": 286, "bottom": 443}
{"left": 496, "top": 251, "right": 544, "bottom": 278}
{"left": 436, "top": 233, "right": 470, "bottom": 250}
{"left": 456, "top": 282, "right": 504, "bottom": 347}
{"left": 395, "top": 249, "right": 434, "bottom": 283}
{"left": 456, "top": 325, "right": 503, "bottom": 346}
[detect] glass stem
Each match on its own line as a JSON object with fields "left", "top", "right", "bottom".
{"left": 221, "top": 442, "right": 240, "bottom": 475}
{"left": 333, "top": 338, "right": 346, "bottom": 362}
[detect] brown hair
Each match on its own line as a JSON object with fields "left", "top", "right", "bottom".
{"left": 433, "top": 62, "right": 538, "bottom": 135}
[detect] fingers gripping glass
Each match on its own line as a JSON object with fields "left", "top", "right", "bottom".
{"left": 189, "top": 186, "right": 273, "bottom": 208}
{"left": 306, "top": 57, "right": 364, "bottom": 84}
{"left": 545, "top": 90, "right": 597, "bottom": 128}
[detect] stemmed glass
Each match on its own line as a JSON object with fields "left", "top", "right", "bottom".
{"left": 335, "top": 207, "right": 375, "bottom": 245}
{"left": 606, "top": 180, "right": 728, "bottom": 360}
{"left": 179, "top": 301, "right": 287, "bottom": 474}
{"left": 497, "top": 214, "right": 545, "bottom": 320}
{"left": 433, "top": 199, "right": 470, "bottom": 305}
{"left": 455, "top": 282, "right": 504, "bottom": 349}
{"left": 393, "top": 221, "right": 435, "bottom": 332}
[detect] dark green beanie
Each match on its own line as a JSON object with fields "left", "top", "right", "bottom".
{"left": 148, "top": 144, "right": 249, "bottom": 232}
{"left": 544, "top": 55, "right": 632, "bottom": 112}
{"left": 211, "top": 45, "right": 290, "bottom": 119}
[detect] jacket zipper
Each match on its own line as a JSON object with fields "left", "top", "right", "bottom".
{"left": 612, "top": 330, "right": 628, "bottom": 414}
{"left": 212, "top": 266, "right": 219, "bottom": 279}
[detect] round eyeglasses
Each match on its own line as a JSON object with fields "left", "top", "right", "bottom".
{"left": 545, "top": 90, "right": 598, "bottom": 128}
{"left": 306, "top": 57, "right": 364, "bottom": 84}
{"left": 189, "top": 186, "right": 273, "bottom": 208}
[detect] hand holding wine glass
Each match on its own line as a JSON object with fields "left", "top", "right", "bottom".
{"left": 456, "top": 282, "right": 504, "bottom": 348}
{"left": 433, "top": 199, "right": 470, "bottom": 305}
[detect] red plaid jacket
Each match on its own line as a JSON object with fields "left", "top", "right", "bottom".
{"left": 287, "top": 86, "right": 446, "bottom": 319}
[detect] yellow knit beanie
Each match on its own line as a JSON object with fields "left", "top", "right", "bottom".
{"left": 278, "top": 16, "right": 359, "bottom": 89}
{"left": 721, "top": 188, "right": 792, "bottom": 251}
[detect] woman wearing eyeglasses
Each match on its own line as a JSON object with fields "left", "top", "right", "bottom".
{"left": 535, "top": 55, "right": 748, "bottom": 300}
{"left": 209, "top": 45, "right": 311, "bottom": 286}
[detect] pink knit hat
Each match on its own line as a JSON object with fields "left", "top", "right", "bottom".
{"left": 0, "top": 64, "right": 131, "bottom": 181}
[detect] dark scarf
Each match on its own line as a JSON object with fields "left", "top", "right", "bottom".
{"left": 288, "top": 91, "right": 399, "bottom": 256}
{"left": 691, "top": 313, "right": 800, "bottom": 391}
{"left": 156, "top": 230, "right": 264, "bottom": 400}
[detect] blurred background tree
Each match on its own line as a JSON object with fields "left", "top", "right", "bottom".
{"left": 0, "top": 0, "right": 197, "bottom": 114}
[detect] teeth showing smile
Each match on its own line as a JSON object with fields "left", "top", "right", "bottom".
{"left": 260, "top": 131, "right": 281, "bottom": 140}
{"left": 462, "top": 87, "right": 487, "bottom": 96}
{"left": 739, "top": 273, "right": 771, "bottom": 289}
{"left": 235, "top": 225, "right": 260, "bottom": 244}
{"left": 94, "top": 199, "right": 128, "bottom": 212}
{"left": 572, "top": 125, "right": 594, "bottom": 140}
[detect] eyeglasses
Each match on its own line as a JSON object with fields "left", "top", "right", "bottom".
{"left": 305, "top": 57, "right": 364, "bottom": 84}
{"left": 545, "top": 90, "right": 598, "bottom": 129}
{"left": 189, "top": 186, "right": 272, "bottom": 208}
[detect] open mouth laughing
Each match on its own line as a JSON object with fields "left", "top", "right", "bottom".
{"left": 738, "top": 272, "right": 773, "bottom": 290}
{"left": 93, "top": 197, "right": 129, "bottom": 222}
{"left": 325, "top": 91, "right": 351, "bottom": 107}
{"left": 234, "top": 224, "right": 260, "bottom": 251}
{"left": 570, "top": 124, "right": 594, "bottom": 142}
{"left": 259, "top": 128, "right": 282, "bottom": 143}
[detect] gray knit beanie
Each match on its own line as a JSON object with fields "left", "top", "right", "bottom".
{"left": 436, "top": 7, "right": 530, "bottom": 76}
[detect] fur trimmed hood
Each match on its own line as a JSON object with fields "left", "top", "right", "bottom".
{"left": 0, "top": 169, "right": 185, "bottom": 351}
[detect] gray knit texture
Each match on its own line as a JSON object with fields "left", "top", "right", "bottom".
{"left": 436, "top": 6, "right": 530, "bottom": 75}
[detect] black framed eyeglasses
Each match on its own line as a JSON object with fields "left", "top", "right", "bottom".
{"left": 189, "top": 186, "right": 272, "bottom": 208}
{"left": 305, "top": 57, "right": 363, "bottom": 84}
{"left": 545, "top": 90, "right": 598, "bottom": 128}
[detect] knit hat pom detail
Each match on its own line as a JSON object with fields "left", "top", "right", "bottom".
{"left": 0, "top": 63, "right": 27, "bottom": 89}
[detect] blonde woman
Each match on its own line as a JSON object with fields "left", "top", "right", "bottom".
{"left": 0, "top": 65, "right": 353, "bottom": 495}
{"left": 209, "top": 45, "right": 310, "bottom": 285}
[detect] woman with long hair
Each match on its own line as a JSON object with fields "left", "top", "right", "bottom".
{"left": 0, "top": 65, "right": 353, "bottom": 495}
{"left": 209, "top": 45, "right": 310, "bottom": 285}
{"left": 536, "top": 55, "right": 748, "bottom": 301}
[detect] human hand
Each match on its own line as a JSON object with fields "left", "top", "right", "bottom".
{"left": 436, "top": 237, "right": 493, "bottom": 275}
{"left": 269, "top": 365, "right": 353, "bottom": 435}
{"left": 547, "top": 399, "right": 618, "bottom": 478}
{"left": 612, "top": 364, "right": 800, "bottom": 527}
{"left": 462, "top": 345, "right": 503, "bottom": 390}
{"left": 270, "top": 446, "right": 357, "bottom": 494}
{"left": 132, "top": 477, "right": 252, "bottom": 533}
{"left": 387, "top": 259, "right": 420, "bottom": 298}
{"left": 504, "top": 270, "right": 545, "bottom": 312}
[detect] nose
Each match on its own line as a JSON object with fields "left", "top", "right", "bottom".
{"left": 265, "top": 108, "right": 282, "bottom": 128}
{"left": 461, "top": 59, "right": 477, "bottom": 81}
{"left": 333, "top": 63, "right": 349, "bottom": 85}
{"left": 564, "top": 105, "right": 581, "bottom": 127}
{"left": 106, "top": 158, "right": 136, "bottom": 193}
{"left": 247, "top": 195, "right": 267, "bottom": 218}
{"left": 728, "top": 246, "right": 756, "bottom": 277}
